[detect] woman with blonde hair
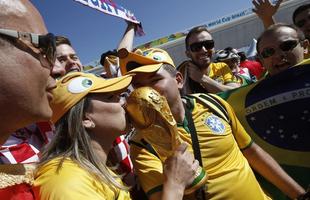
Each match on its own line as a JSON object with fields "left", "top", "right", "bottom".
{"left": 33, "top": 72, "right": 198, "bottom": 200}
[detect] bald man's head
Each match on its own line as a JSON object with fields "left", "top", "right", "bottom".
{"left": 0, "top": 0, "right": 56, "bottom": 143}
{"left": 0, "top": 0, "right": 47, "bottom": 33}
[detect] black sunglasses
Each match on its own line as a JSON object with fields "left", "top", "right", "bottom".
{"left": 0, "top": 28, "right": 56, "bottom": 70}
{"left": 259, "top": 40, "right": 300, "bottom": 59}
{"left": 295, "top": 15, "right": 310, "bottom": 28}
{"left": 189, "top": 40, "right": 214, "bottom": 52}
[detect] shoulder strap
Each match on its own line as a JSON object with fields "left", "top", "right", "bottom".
{"left": 130, "top": 100, "right": 206, "bottom": 199}
{"left": 183, "top": 98, "right": 206, "bottom": 200}
{"left": 129, "top": 139, "right": 160, "bottom": 159}
{"left": 188, "top": 93, "right": 230, "bottom": 124}
{"left": 183, "top": 100, "right": 203, "bottom": 167}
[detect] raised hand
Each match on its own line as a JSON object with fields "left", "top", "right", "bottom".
{"left": 163, "top": 143, "right": 199, "bottom": 189}
{"left": 252, "top": 0, "right": 283, "bottom": 28}
{"left": 187, "top": 62, "right": 204, "bottom": 83}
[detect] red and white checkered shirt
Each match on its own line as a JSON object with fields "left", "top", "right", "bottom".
{"left": 0, "top": 122, "right": 54, "bottom": 164}
{"left": 108, "top": 134, "right": 135, "bottom": 186}
{"left": 0, "top": 122, "right": 134, "bottom": 182}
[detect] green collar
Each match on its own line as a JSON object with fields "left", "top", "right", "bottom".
{"left": 177, "top": 96, "right": 195, "bottom": 134}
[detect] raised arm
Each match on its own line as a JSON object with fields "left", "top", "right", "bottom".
{"left": 145, "top": 143, "right": 199, "bottom": 200}
{"left": 199, "top": 74, "right": 241, "bottom": 93}
{"left": 117, "top": 21, "right": 136, "bottom": 52}
{"left": 161, "top": 143, "right": 198, "bottom": 200}
{"left": 252, "top": 0, "right": 283, "bottom": 29}
{"left": 187, "top": 62, "right": 241, "bottom": 93}
{"left": 243, "top": 142, "right": 305, "bottom": 199}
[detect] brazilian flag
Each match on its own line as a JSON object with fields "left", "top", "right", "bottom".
{"left": 218, "top": 59, "right": 310, "bottom": 199}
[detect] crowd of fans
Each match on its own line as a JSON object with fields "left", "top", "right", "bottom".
{"left": 0, "top": 0, "right": 309, "bottom": 199}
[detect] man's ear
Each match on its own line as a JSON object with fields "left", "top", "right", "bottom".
{"left": 82, "top": 115, "right": 96, "bottom": 129}
{"left": 185, "top": 49, "right": 191, "bottom": 59}
{"left": 175, "top": 71, "right": 184, "bottom": 89}
{"left": 301, "top": 39, "right": 309, "bottom": 54}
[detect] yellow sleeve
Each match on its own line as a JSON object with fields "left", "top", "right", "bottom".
{"left": 215, "top": 96, "right": 252, "bottom": 149}
{"left": 33, "top": 159, "right": 114, "bottom": 200}
{"left": 130, "top": 142, "right": 164, "bottom": 197}
{"left": 218, "top": 63, "right": 239, "bottom": 84}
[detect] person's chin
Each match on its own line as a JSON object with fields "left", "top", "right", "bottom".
{"left": 37, "top": 105, "right": 53, "bottom": 122}
{"left": 198, "top": 60, "right": 211, "bottom": 68}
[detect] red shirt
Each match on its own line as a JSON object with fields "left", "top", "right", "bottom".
{"left": 240, "top": 60, "right": 265, "bottom": 80}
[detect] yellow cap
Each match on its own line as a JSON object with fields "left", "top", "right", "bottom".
{"left": 50, "top": 72, "right": 132, "bottom": 123}
{"left": 118, "top": 48, "right": 175, "bottom": 75}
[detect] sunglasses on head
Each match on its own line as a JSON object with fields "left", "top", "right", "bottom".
{"left": 189, "top": 40, "right": 214, "bottom": 52}
{"left": 0, "top": 28, "right": 56, "bottom": 70}
{"left": 295, "top": 15, "right": 310, "bottom": 28}
{"left": 259, "top": 40, "right": 300, "bottom": 59}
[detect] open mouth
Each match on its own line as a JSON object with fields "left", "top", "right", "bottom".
{"left": 198, "top": 54, "right": 211, "bottom": 61}
{"left": 68, "top": 68, "right": 81, "bottom": 73}
{"left": 274, "top": 61, "right": 290, "bottom": 71}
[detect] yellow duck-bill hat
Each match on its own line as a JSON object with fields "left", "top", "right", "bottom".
{"left": 50, "top": 72, "right": 132, "bottom": 123}
{"left": 118, "top": 48, "right": 175, "bottom": 75}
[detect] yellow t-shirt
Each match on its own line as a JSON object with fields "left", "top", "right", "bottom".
{"left": 295, "top": 58, "right": 310, "bottom": 66}
{"left": 130, "top": 97, "right": 271, "bottom": 200}
{"left": 208, "top": 62, "right": 240, "bottom": 84}
{"left": 33, "top": 158, "right": 131, "bottom": 200}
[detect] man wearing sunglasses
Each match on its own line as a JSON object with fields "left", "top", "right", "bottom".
{"left": 0, "top": 0, "right": 57, "bottom": 199}
{"left": 256, "top": 23, "right": 309, "bottom": 76}
{"left": 293, "top": 4, "right": 310, "bottom": 42}
{"left": 294, "top": 4, "right": 310, "bottom": 59}
{"left": 118, "top": 47, "right": 307, "bottom": 200}
{"left": 253, "top": 1, "right": 309, "bottom": 59}
{"left": 0, "top": 0, "right": 56, "bottom": 144}
{"left": 179, "top": 25, "right": 241, "bottom": 95}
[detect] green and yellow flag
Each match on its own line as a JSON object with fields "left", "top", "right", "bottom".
{"left": 218, "top": 59, "right": 310, "bottom": 199}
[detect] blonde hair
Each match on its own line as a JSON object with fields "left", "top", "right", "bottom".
{"left": 40, "top": 96, "right": 127, "bottom": 193}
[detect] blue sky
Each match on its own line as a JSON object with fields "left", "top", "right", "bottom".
{"left": 32, "top": 0, "right": 254, "bottom": 64}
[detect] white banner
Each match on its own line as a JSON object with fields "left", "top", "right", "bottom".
{"left": 74, "top": 0, "right": 141, "bottom": 25}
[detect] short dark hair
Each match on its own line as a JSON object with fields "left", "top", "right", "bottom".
{"left": 162, "top": 64, "right": 177, "bottom": 77}
{"left": 185, "top": 25, "right": 211, "bottom": 50}
{"left": 256, "top": 23, "right": 305, "bottom": 53}
{"left": 224, "top": 47, "right": 233, "bottom": 52}
{"left": 292, "top": 4, "right": 310, "bottom": 24}
{"left": 238, "top": 52, "right": 247, "bottom": 62}
{"left": 55, "top": 35, "right": 72, "bottom": 47}
{"left": 100, "top": 49, "right": 117, "bottom": 66}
